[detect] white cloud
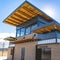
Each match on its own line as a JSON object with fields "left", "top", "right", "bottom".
{"left": 0, "top": 32, "right": 15, "bottom": 48}
{"left": 0, "top": 33, "right": 15, "bottom": 39}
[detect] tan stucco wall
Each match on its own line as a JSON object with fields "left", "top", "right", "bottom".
{"left": 14, "top": 41, "right": 37, "bottom": 60}
{"left": 7, "top": 42, "right": 60, "bottom": 60}
{"left": 38, "top": 44, "right": 60, "bottom": 60}
{"left": 7, "top": 47, "right": 12, "bottom": 60}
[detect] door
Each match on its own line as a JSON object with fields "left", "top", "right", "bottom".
{"left": 10, "top": 47, "right": 15, "bottom": 60}
{"left": 36, "top": 46, "right": 51, "bottom": 60}
{"left": 36, "top": 48, "right": 42, "bottom": 60}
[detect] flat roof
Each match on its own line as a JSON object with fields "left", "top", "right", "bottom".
{"left": 3, "top": 1, "right": 53, "bottom": 27}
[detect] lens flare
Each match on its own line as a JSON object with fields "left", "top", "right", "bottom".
{"left": 43, "top": 6, "right": 55, "bottom": 17}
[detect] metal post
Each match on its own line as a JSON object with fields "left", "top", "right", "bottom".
{"left": 16, "top": 27, "right": 17, "bottom": 38}
{"left": 54, "top": 25, "right": 57, "bottom": 43}
{"left": 55, "top": 31, "right": 57, "bottom": 43}
{"left": 2, "top": 42, "right": 4, "bottom": 56}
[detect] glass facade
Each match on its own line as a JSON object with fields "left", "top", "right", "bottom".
{"left": 31, "top": 24, "right": 38, "bottom": 30}
{"left": 26, "top": 27, "right": 31, "bottom": 34}
{"left": 16, "top": 23, "right": 38, "bottom": 37}
{"left": 16, "top": 22, "right": 60, "bottom": 44}
{"left": 21, "top": 28, "right": 25, "bottom": 36}
{"left": 16, "top": 27, "right": 21, "bottom": 37}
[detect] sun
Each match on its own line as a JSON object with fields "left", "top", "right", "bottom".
{"left": 43, "top": 6, "right": 55, "bottom": 17}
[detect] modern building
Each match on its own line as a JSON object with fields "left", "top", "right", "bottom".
{"left": 3, "top": 1, "right": 60, "bottom": 60}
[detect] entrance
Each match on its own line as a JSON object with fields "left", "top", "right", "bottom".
{"left": 36, "top": 46, "right": 51, "bottom": 60}
{"left": 10, "top": 47, "right": 15, "bottom": 60}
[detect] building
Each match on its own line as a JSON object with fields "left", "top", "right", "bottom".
{"left": 3, "top": 1, "right": 60, "bottom": 60}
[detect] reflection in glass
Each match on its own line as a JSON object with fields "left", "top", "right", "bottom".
{"left": 21, "top": 28, "right": 25, "bottom": 36}
{"left": 31, "top": 24, "right": 38, "bottom": 30}
{"left": 16, "top": 28, "right": 20, "bottom": 37}
{"left": 26, "top": 27, "right": 31, "bottom": 34}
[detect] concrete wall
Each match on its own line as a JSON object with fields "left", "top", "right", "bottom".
{"left": 14, "top": 41, "right": 37, "bottom": 60}
{"left": 38, "top": 44, "right": 60, "bottom": 60}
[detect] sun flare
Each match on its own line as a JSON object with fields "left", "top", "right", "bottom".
{"left": 43, "top": 6, "right": 55, "bottom": 17}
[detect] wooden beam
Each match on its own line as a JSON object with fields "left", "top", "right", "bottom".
{"left": 20, "top": 8, "right": 34, "bottom": 16}
{"left": 22, "top": 6, "right": 37, "bottom": 16}
{"left": 13, "top": 15, "right": 26, "bottom": 22}
{"left": 4, "top": 21, "right": 18, "bottom": 26}
{"left": 10, "top": 16, "right": 25, "bottom": 22}
{"left": 8, "top": 19, "right": 22, "bottom": 24}
{"left": 45, "top": 28, "right": 51, "bottom": 32}
{"left": 6, "top": 20, "right": 19, "bottom": 25}
{"left": 18, "top": 10, "right": 32, "bottom": 18}
{"left": 15, "top": 11, "right": 29, "bottom": 19}
{"left": 14, "top": 13, "right": 28, "bottom": 20}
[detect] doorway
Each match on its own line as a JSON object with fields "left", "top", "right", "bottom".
{"left": 36, "top": 46, "right": 51, "bottom": 60}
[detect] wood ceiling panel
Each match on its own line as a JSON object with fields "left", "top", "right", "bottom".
{"left": 6, "top": 20, "right": 19, "bottom": 25}
{"left": 8, "top": 18, "right": 22, "bottom": 24}
{"left": 33, "top": 24, "right": 59, "bottom": 34}
{"left": 22, "top": 6, "right": 37, "bottom": 16}
{"left": 10, "top": 16, "right": 24, "bottom": 23}
{"left": 12, "top": 15, "right": 26, "bottom": 22}
{"left": 14, "top": 13, "right": 28, "bottom": 20}
{"left": 20, "top": 8, "right": 34, "bottom": 17}
{"left": 44, "top": 28, "right": 51, "bottom": 32}
{"left": 4, "top": 21, "right": 18, "bottom": 26}
{"left": 18, "top": 10, "right": 32, "bottom": 18}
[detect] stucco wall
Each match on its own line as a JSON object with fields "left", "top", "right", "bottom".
{"left": 7, "top": 47, "right": 12, "bottom": 60}
{"left": 7, "top": 42, "right": 60, "bottom": 60}
{"left": 14, "top": 41, "right": 37, "bottom": 60}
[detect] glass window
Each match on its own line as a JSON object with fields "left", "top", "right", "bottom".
{"left": 26, "top": 27, "right": 31, "bottom": 34}
{"left": 21, "top": 28, "right": 25, "bottom": 36}
{"left": 17, "top": 29, "right": 20, "bottom": 37}
{"left": 31, "top": 24, "right": 38, "bottom": 30}
{"left": 36, "top": 48, "right": 51, "bottom": 60}
{"left": 16, "top": 27, "right": 21, "bottom": 37}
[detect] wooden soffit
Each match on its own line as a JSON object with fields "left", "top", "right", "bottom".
{"left": 3, "top": 1, "right": 53, "bottom": 27}
{"left": 33, "top": 24, "right": 60, "bottom": 34}
{"left": 4, "top": 37, "right": 16, "bottom": 41}
{"left": 12, "top": 39, "right": 37, "bottom": 44}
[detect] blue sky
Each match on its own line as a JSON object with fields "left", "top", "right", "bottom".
{"left": 0, "top": 0, "right": 60, "bottom": 35}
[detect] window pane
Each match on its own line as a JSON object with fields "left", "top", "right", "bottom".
{"left": 26, "top": 27, "right": 31, "bottom": 34}
{"left": 16, "top": 27, "right": 21, "bottom": 37}
{"left": 31, "top": 24, "right": 38, "bottom": 30}
{"left": 21, "top": 28, "right": 25, "bottom": 36}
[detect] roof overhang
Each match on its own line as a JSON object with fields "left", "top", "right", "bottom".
{"left": 12, "top": 39, "right": 37, "bottom": 44}
{"left": 33, "top": 24, "right": 60, "bottom": 34}
{"left": 4, "top": 37, "right": 16, "bottom": 41}
{"left": 3, "top": 1, "right": 53, "bottom": 27}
